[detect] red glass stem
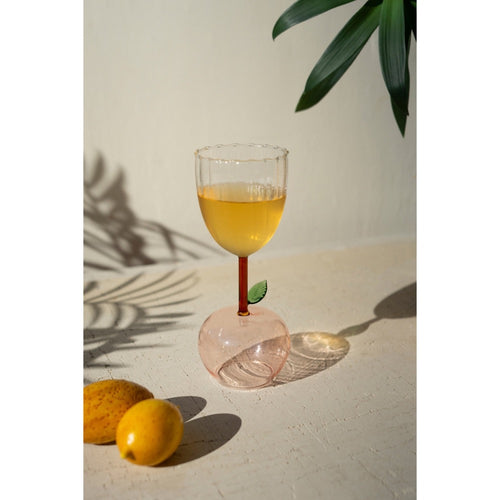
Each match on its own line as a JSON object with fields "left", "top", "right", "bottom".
{"left": 238, "top": 256, "right": 249, "bottom": 316}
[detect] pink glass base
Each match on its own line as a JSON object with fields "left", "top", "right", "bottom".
{"left": 198, "top": 306, "right": 290, "bottom": 389}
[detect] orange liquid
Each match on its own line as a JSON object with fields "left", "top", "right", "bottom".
{"left": 198, "top": 182, "right": 286, "bottom": 257}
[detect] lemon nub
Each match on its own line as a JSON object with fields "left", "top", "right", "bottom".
{"left": 120, "top": 448, "right": 135, "bottom": 460}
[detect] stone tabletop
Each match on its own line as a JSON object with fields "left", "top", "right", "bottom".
{"left": 84, "top": 239, "right": 416, "bottom": 499}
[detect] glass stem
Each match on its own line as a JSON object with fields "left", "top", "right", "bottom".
{"left": 238, "top": 256, "right": 249, "bottom": 316}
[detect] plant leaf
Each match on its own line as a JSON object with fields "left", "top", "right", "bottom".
{"left": 379, "top": 0, "right": 408, "bottom": 115}
{"left": 272, "top": 0, "right": 357, "bottom": 40}
{"left": 296, "top": 45, "right": 363, "bottom": 111}
{"left": 408, "top": 0, "right": 416, "bottom": 40}
{"left": 248, "top": 280, "right": 268, "bottom": 304}
{"left": 296, "top": 0, "right": 382, "bottom": 111}
{"left": 389, "top": 0, "right": 414, "bottom": 135}
{"left": 391, "top": 95, "right": 407, "bottom": 136}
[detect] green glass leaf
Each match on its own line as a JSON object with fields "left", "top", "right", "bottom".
{"left": 295, "top": 0, "right": 382, "bottom": 111}
{"left": 272, "top": 0, "right": 357, "bottom": 40}
{"left": 379, "top": 0, "right": 408, "bottom": 115}
{"left": 248, "top": 280, "right": 268, "bottom": 304}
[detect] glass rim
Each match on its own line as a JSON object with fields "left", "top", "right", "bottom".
{"left": 194, "top": 143, "right": 289, "bottom": 162}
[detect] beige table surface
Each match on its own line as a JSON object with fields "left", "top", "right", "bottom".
{"left": 84, "top": 239, "right": 416, "bottom": 499}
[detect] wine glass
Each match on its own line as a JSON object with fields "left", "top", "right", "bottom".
{"left": 195, "top": 143, "right": 290, "bottom": 389}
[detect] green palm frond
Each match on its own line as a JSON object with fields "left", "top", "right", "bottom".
{"left": 273, "top": 0, "right": 416, "bottom": 136}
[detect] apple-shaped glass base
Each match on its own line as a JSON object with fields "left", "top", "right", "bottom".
{"left": 198, "top": 306, "right": 290, "bottom": 389}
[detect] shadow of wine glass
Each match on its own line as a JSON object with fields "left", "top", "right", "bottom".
{"left": 336, "top": 282, "right": 416, "bottom": 337}
{"left": 273, "top": 331, "right": 350, "bottom": 385}
{"left": 273, "top": 282, "right": 416, "bottom": 386}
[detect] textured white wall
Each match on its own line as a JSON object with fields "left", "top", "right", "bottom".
{"left": 84, "top": 0, "right": 416, "bottom": 271}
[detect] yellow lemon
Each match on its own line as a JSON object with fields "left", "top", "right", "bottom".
{"left": 84, "top": 379, "right": 153, "bottom": 444}
{"left": 116, "top": 399, "right": 184, "bottom": 466}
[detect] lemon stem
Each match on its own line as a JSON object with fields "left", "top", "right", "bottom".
{"left": 120, "top": 448, "right": 134, "bottom": 460}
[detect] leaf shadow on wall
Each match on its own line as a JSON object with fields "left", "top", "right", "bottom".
{"left": 84, "top": 269, "right": 199, "bottom": 383}
{"left": 274, "top": 282, "right": 416, "bottom": 386}
{"left": 84, "top": 152, "right": 222, "bottom": 273}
